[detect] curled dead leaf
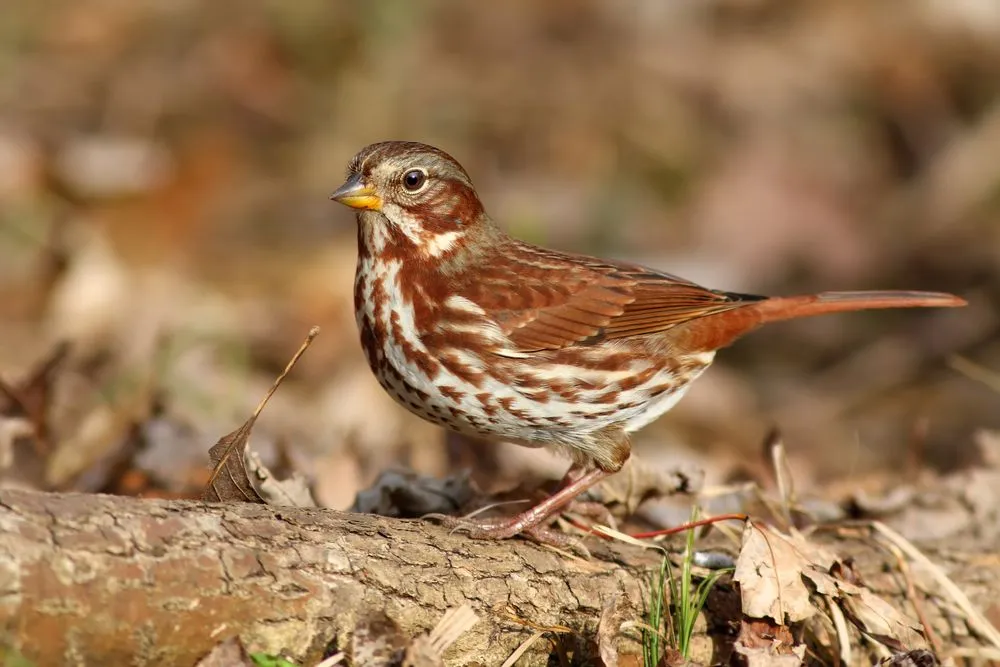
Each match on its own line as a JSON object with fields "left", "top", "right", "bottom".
{"left": 204, "top": 327, "right": 318, "bottom": 505}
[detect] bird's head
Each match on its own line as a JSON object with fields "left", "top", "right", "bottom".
{"left": 331, "top": 141, "right": 492, "bottom": 259}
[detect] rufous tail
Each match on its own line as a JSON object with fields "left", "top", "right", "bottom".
{"left": 682, "top": 290, "right": 966, "bottom": 351}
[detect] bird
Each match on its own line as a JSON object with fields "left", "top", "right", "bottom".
{"left": 330, "top": 140, "right": 966, "bottom": 541}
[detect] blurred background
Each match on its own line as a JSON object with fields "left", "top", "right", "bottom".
{"left": 1, "top": 0, "right": 997, "bottom": 510}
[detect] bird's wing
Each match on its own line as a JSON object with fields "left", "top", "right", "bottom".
{"left": 462, "top": 242, "right": 761, "bottom": 352}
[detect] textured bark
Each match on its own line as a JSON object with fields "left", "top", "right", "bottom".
{"left": 1, "top": 490, "right": 998, "bottom": 666}
{"left": 0, "top": 490, "right": 661, "bottom": 666}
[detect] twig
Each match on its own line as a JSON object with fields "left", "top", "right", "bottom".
{"left": 872, "top": 521, "right": 1000, "bottom": 650}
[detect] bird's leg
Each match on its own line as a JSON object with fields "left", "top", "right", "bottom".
{"left": 426, "top": 467, "right": 612, "bottom": 539}
{"left": 551, "top": 465, "right": 619, "bottom": 529}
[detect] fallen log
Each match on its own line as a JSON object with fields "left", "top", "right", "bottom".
{"left": 0, "top": 490, "right": 997, "bottom": 666}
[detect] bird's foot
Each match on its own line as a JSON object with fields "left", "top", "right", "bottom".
{"left": 423, "top": 467, "right": 612, "bottom": 548}
{"left": 422, "top": 512, "right": 540, "bottom": 540}
{"left": 423, "top": 512, "right": 590, "bottom": 555}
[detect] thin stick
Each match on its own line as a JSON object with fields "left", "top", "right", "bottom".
{"left": 250, "top": 326, "right": 320, "bottom": 420}
{"left": 629, "top": 513, "right": 748, "bottom": 540}
{"left": 500, "top": 631, "right": 546, "bottom": 667}
{"left": 882, "top": 540, "right": 943, "bottom": 657}
{"left": 873, "top": 521, "right": 1000, "bottom": 649}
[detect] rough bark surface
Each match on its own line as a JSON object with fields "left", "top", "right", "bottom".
{"left": 0, "top": 490, "right": 662, "bottom": 666}
{"left": 1, "top": 490, "right": 998, "bottom": 666}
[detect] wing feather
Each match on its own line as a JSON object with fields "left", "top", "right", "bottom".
{"left": 455, "top": 241, "right": 762, "bottom": 352}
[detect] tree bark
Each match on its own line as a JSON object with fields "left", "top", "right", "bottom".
{"left": 1, "top": 490, "right": 997, "bottom": 666}
{"left": 0, "top": 489, "right": 659, "bottom": 666}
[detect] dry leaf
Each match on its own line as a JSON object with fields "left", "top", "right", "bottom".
{"left": 735, "top": 522, "right": 924, "bottom": 653}
{"left": 350, "top": 468, "right": 474, "bottom": 518}
{"left": 204, "top": 418, "right": 266, "bottom": 503}
{"left": 592, "top": 456, "right": 704, "bottom": 516}
{"left": 403, "top": 604, "right": 479, "bottom": 667}
{"left": 879, "top": 649, "right": 940, "bottom": 666}
{"left": 732, "top": 644, "right": 805, "bottom": 667}
{"left": 734, "top": 522, "right": 822, "bottom": 622}
{"left": 204, "top": 327, "right": 318, "bottom": 503}
{"left": 0, "top": 341, "right": 70, "bottom": 448}
{"left": 194, "top": 636, "right": 254, "bottom": 667}
{"left": 596, "top": 594, "right": 631, "bottom": 667}
{"left": 0, "top": 343, "right": 71, "bottom": 489}
{"left": 352, "top": 611, "right": 407, "bottom": 667}
{"left": 248, "top": 449, "right": 316, "bottom": 507}
{"left": 733, "top": 617, "right": 805, "bottom": 666}
{"left": 820, "top": 570, "right": 924, "bottom": 650}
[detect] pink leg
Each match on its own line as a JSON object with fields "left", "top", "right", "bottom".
{"left": 425, "top": 467, "right": 612, "bottom": 539}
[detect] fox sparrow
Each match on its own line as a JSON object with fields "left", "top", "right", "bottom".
{"left": 330, "top": 141, "right": 965, "bottom": 541}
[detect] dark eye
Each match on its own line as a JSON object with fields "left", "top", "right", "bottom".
{"left": 402, "top": 169, "right": 427, "bottom": 192}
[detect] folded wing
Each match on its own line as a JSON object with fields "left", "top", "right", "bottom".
{"left": 463, "top": 242, "right": 757, "bottom": 352}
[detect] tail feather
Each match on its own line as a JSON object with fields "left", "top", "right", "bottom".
{"left": 752, "top": 290, "right": 967, "bottom": 324}
{"left": 679, "top": 290, "right": 966, "bottom": 352}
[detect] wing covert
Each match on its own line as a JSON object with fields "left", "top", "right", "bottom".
{"left": 460, "top": 242, "right": 760, "bottom": 352}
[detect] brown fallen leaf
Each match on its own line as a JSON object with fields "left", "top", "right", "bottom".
{"left": 879, "top": 649, "right": 939, "bottom": 666}
{"left": 350, "top": 468, "right": 475, "bottom": 518}
{"left": 733, "top": 618, "right": 804, "bottom": 666}
{"left": 734, "top": 521, "right": 820, "bottom": 623}
{"left": 595, "top": 594, "right": 629, "bottom": 667}
{"left": 658, "top": 649, "right": 702, "bottom": 667}
{"left": 732, "top": 642, "right": 804, "bottom": 667}
{"left": 351, "top": 610, "right": 408, "bottom": 667}
{"left": 734, "top": 522, "right": 925, "bottom": 655}
{"left": 591, "top": 456, "right": 704, "bottom": 517}
{"left": 821, "top": 566, "right": 924, "bottom": 652}
{"left": 0, "top": 342, "right": 71, "bottom": 489}
{"left": 203, "top": 327, "right": 318, "bottom": 504}
{"left": 0, "top": 341, "right": 70, "bottom": 450}
{"left": 194, "top": 636, "right": 254, "bottom": 667}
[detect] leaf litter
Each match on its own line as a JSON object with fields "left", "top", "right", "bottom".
{"left": 533, "top": 425, "right": 1000, "bottom": 666}
{"left": 733, "top": 513, "right": 928, "bottom": 661}
{"left": 345, "top": 605, "right": 479, "bottom": 667}
{"left": 0, "top": 342, "right": 71, "bottom": 489}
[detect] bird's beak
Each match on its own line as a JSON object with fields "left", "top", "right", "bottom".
{"left": 330, "top": 173, "right": 382, "bottom": 211}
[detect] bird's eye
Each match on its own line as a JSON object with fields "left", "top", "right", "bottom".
{"left": 402, "top": 169, "right": 427, "bottom": 192}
